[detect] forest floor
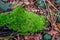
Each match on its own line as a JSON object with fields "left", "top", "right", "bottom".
{"left": 0, "top": 0, "right": 60, "bottom": 40}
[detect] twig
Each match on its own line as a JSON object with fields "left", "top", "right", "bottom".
{"left": 52, "top": 35, "right": 55, "bottom": 40}
{"left": 46, "top": 0, "right": 59, "bottom": 11}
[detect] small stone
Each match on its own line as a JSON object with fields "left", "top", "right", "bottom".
{"left": 43, "top": 34, "right": 52, "bottom": 40}
{"left": 57, "top": 16, "right": 60, "bottom": 22}
{"left": 0, "top": 1, "right": 12, "bottom": 11}
{"left": 2, "top": 0, "right": 8, "bottom": 2}
{"left": 54, "top": 0, "right": 60, "bottom": 4}
{"left": 36, "top": 0, "right": 46, "bottom": 9}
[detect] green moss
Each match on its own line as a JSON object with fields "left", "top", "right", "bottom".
{"left": 0, "top": 6, "right": 49, "bottom": 35}
{"left": 0, "top": 13, "right": 8, "bottom": 26}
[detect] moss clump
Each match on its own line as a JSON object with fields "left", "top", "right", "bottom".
{"left": 0, "top": 6, "right": 49, "bottom": 35}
